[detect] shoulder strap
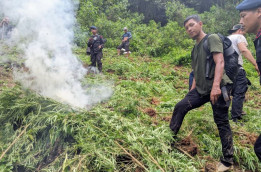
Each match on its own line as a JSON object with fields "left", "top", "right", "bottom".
{"left": 203, "top": 34, "right": 211, "bottom": 78}
{"left": 217, "top": 33, "right": 235, "bottom": 56}
{"left": 203, "top": 34, "right": 210, "bottom": 54}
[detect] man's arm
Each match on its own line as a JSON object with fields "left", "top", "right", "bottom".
{"left": 211, "top": 52, "right": 224, "bottom": 104}
{"left": 87, "top": 38, "right": 93, "bottom": 47}
{"left": 128, "top": 32, "right": 132, "bottom": 40}
{"left": 99, "top": 36, "right": 104, "bottom": 49}
{"left": 238, "top": 42, "right": 260, "bottom": 75}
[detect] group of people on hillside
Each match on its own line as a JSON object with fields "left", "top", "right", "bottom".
{"left": 86, "top": 0, "right": 261, "bottom": 171}
{"left": 170, "top": 0, "right": 261, "bottom": 171}
{"left": 86, "top": 26, "right": 132, "bottom": 73}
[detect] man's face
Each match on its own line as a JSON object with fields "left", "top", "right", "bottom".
{"left": 240, "top": 8, "right": 261, "bottom": 34}
{"left": 91, "top": 29, "right": 97, "bottom": 34}
{"left": 184, "top": 19, "right": 202, "bottom": 40}
{"left": 124, "top": 29, "right": 127, "bottom": 33}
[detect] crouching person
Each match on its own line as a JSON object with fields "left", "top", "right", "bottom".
{"left": 169, "top": 15, "right": 234, "bottom": 171}
{"left": 117, "top": 27, "right": 132, "bottom": 58}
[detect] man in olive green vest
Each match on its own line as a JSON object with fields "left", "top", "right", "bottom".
{"left": 170, "top": 15, "right": 234, "bottom": 171}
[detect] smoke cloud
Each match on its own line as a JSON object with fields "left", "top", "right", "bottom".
{"left": 0, "top": 0, "right": 113, "bottom": 108}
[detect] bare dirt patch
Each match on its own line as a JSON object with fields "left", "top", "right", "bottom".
{"left": 234, "top": 130, "right": 259, "bottom": 146}
{"left": 0, "top": 66, "right": 15, "bottom": 89}
{"left": 176, "top": 136, "right": 199, "bottom": 157}
{"left": 143, "top": 108, "right": 157, "bottom": 117}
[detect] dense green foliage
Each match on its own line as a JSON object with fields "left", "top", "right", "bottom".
{"left": 75, "top": 0, "right": 247, "bottom": 60}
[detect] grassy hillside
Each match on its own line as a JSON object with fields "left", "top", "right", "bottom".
{"left": 0, "top": 46, "right": 261, "bottom": 171}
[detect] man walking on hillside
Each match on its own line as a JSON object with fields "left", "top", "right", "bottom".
{"left": 87, "top": 26, "right": 104, "bottom": 73}
{"left": 228, "top": 24, "right": 260, "bottom": 123}
{"left": 117, "top": 27, "right": 132, "bottom": 58}
{"left": 170, "top": 15, "right": 234, "bottom": 171}
{"left": 237, "top": 0, "right": 261, "bottom": 162}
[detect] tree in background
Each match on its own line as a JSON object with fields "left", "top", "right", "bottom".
{"left": 128, "top": 0, "right": 168, "bottom": 26}
{"left": 75, "top": 0, "right": 244, "bottom": 59}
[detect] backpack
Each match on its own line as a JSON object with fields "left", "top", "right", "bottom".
{"left": 203, "top": 34, "right": 239, "bottom": 82}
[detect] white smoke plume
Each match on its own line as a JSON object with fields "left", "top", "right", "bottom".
{"left": 0, "top": 0, "right": 113, "bottom": 108}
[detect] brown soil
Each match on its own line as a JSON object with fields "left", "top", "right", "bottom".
{"left": 135, "top": 167, "right": 145, "bottom": 172}
{"left": 144, "top": 108, "right": 157, "bottom": 117}
{"left": 118, "top": 76, "right": 127, "bottom": 80}
{"left": 151, "top": 97, "right": 160, "bottom": 105}
{"left": 130, "top": 77, "right": 150, "bottom": 82}
{"left": 235, "top": 131, "right": 259, "bottom": 146}
{"left": 0, "top": 66, "right": 15, "bottom": 89}
{"left": 161, "top": 116, "right": 172, "bottom": 122}
{"left": 177, "top": 136, "right": 198, "bottom": 157}
{"left": 107, "top": 69, "right": 115, "bottom": 74}
{"left": 204, "top": 162, "right": 216, "bottom": 172}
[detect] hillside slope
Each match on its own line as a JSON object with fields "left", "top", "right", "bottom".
{"left": 0, "top": 47, "right": 260, "bottom": 171}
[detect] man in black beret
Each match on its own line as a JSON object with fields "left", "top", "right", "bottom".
{"left": 87, "top": 26, "right": 105, "bottom": 73}
{"left": 237, "top": 0, "right": 261, "bottom": 161}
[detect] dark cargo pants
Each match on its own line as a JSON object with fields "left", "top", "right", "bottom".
{"left": 90, "top": 52, "right": 102, "bottom": 72}
{"left": 231, "top": 69, "right": 249, "bottom": 120}
{"left": 255, "top": 135, "right": 261, "bottom": 161}
{"left": 170, "top": 88, "right": 234, "bottom": 165}
{"left": 117, "top": 41, "right": 130, "bottom": 52}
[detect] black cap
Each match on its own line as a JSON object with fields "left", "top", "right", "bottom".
{"left": 228, "top": 24, "right": 243, "bottom": 34}
{"left": 90, "top": 26, "right": 97, "bottom": 30}
{"left": 236, "top": 0, "right": 261, "bottom": 11}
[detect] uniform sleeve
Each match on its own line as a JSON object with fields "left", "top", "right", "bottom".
{"left": 100, "top": 35, "right": 104, "bottom": 48}
{"left": 128, "top": 32, "right": 132, "bottom": 40}
{"left": 208, "top": 34, "right": 223, "bottom": 54}
{"left": 87, "top": 38, "right": 93, "bottom": 47}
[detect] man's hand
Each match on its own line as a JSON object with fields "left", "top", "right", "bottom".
{"left": 210, "top": 86, "right": 221, "bottom": 104}
{"left": 98, "top": 45, "right": 102, "bottom": 49}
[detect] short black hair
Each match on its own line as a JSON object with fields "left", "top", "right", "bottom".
{"left": 184, "top": 15, "right": 201, "bottom": 26}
